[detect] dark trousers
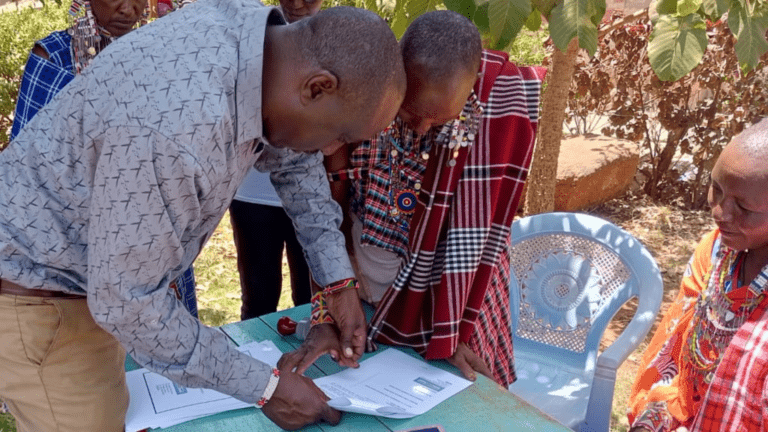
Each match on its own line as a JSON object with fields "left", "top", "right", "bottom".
{"left": 229, "top": 199, "right": 312, "bottom": 320}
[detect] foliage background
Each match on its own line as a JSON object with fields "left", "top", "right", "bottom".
{"left": 0, "top": 1, "right": 68, "bottom": 147}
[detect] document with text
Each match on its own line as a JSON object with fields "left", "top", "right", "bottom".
{"left": 124, "top": 339, "right": 282, "bottom": 432}
{"left": 314, "top": 348, "right": 472, "bottom": 419}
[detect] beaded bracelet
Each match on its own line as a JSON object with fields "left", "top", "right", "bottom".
{"left": 323, "top": 277, "right": 359, "bottom": 296}
{"left": 255, "top": 368, "right": 280, "bottom": 408}
{"left": 310, "top": 291, "right": 335, "bottom": 327}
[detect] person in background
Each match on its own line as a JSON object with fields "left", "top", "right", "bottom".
{"left": 0, "top": 3, "right": 405, "bottom": 431}
{"left": 10, "top": 0, "right": 199, "bottom": 318}
{"left": 280, "top": 10, "right": 545, "bottom": 387}
{"left": 628, "top": 119, "right": 768, "bottom": 431}
{"left": 229, "top": 0, "right": 323, "bottom": 320}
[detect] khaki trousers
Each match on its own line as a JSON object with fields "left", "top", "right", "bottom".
{"left": 0, "top": 294, "right": 129, "bottom": 432}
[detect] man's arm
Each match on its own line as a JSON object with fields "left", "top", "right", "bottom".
{"left": 323, "top": 145, "right": 354, "bottom": 253}
{"left": 86, "top": 127, "right": 339, "bottom": 429}
{"left": 255, "top": 145, "right": 366, "bottom": 361}
{"left": 87, "top": 126, "right": 274, "bottom": 402}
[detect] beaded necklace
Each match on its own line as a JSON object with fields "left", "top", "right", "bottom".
{"left": 381, "top": 91, "right": 483, "bottom": 231}
{"left": 435, "top": 91, "right": 483, "bottom": 167}
{"left": 384, "top": 118, "right": 428, "bottom": 226}
{"left": 685, "top": 245, "right": 768, "bottom": 381}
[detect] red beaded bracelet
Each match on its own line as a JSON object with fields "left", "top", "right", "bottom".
{"left": 323, "top": 278, "right": 358, "bottom": 296}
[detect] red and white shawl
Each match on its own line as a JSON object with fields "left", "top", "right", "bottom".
{"left": 690, "top": 301, "right": 768, "bottom": 431}
{"left": 366, "top": 49, "right": 545, "bottom": 387}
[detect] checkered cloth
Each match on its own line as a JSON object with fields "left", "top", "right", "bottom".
{"left": 366, "top": 50, "right": 545, "bottom": 386}
{"left": 349, "top": 122, "right": 433, "bottom": 258}
{"left": 10, "top": 31, "right": 75, "bottom": 141}
{"left": 690, "top": 302, "right": 768, "bottom": 431}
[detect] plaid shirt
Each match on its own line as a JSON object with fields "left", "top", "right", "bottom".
{"left": 367, "top": 50, "right": 545, "bottom": 386}
{"left": 349, "top": 119, "right": 435, "bottom": 258}
{"left": 10, "top": 31, "right": 75, "bottom": 141}
{"left": 691, "top": 303, "right": 768, "bottom": 431}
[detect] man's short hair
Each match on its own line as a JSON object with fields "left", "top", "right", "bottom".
{"left": 400, "top": 10, "right": 482, "bottom": 82}
{"left": 298, "top": 7, "right": 405, "bottom": 109}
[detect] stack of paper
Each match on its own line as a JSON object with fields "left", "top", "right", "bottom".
{"left": 124, "top": 340, "right": 282, "bottom": 432}
{"left": 316, "top": 349, "right": 472, "bottom": 419}
{"left": 126, "top": 343, "right": 473, "bottom": 431}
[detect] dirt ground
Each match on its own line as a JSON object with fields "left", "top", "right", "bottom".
{"left": 584, "top": 194, "right": 715, "bottom": 430}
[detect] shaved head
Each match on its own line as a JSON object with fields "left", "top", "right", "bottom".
{"left": 400, "top": 10, "right": 482, "bottom": 84}
{"left": 728, "top": 117, "right": 768, "bottom": 163}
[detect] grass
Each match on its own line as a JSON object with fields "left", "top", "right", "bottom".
{"left": 194, "top": 211, "right": 295, "bottom": 327}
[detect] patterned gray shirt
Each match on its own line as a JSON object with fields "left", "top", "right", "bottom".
{"left": 0, "top": 0, "right": 352, "bottom": 402}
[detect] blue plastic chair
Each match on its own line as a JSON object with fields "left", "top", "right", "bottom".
{"left": 507, "top": 212, "right": 663, "bottom": 432}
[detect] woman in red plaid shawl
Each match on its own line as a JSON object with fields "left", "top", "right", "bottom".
{"left": 628, "top": 119, "right": 768, "bottom": 432}
{"left": 279, "top": 11, "right": 544, "bottom": 387}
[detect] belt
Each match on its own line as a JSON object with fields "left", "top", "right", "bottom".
{"left": 0, "top": 279, "right": 85, "bottom": 299}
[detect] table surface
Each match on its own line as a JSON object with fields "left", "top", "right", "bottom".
{"left": 132, "top": 304, "right": 571, "bottom": 432}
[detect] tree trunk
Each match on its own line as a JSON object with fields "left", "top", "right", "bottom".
{"left": 523, "top": 38, "right": 580, "bottom": 215}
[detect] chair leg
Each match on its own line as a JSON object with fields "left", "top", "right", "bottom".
{"left": 580, "top": 366, "right": 616, "bottom": 432}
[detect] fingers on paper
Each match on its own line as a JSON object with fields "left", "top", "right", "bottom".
{"left": 452, "top": 355, "right": 477, "bottom": 381}
{"left": 320, "top": 403, "right": 342, "bottom": 426}
{"left": 277, "top": 351, "right": 300, "bottom": 372}
{"left": 339, "top": 318, "right": 366, "bottom": 360}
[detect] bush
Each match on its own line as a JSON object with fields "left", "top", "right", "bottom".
{"left": 567, "top": 15, "right": 768, "bottom": 209}
{"left": 508, "top": 29, "right": 547, "bottom": 66}
{"left": 0, "top": 2, "right": 68, "bottom": 149}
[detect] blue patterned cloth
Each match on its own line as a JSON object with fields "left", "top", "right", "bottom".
{"left": 10, "top": 30, "right": 199, "bottom": 317}
{"left": 10, "top": 31, "right": 74, "bottom": 141}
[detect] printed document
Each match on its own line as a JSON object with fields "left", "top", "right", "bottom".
{"left": 124, "top": 339, "right": 282, "bottom": 432}
{"left": 315, "top": 348, "right": 472, "bottom": 419}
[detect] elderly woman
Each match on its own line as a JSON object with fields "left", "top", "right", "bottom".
{"left": 10, "top": 0, "right": 198, "bottom": 318}
{"left": 628, "top": 118, "right": 768, "bottom": 431}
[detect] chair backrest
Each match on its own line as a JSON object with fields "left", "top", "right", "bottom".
{"left": 510, "top": 212, "right": 663, "bottom": 379}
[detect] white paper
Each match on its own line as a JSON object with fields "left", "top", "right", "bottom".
{"left": 314, "top": 348, "right": 472, "bottom": 419}
{"left": 125, "top": 340, "right": 282, "bottom": 432}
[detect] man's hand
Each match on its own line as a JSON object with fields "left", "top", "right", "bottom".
{"left": 324, "top": 288, "right": 366, "bottom": 361}
{"left": 278, "top": 324, "right": 360, "bottom": 375}
{"left": 446, "top": 342, "right": 497, "bottom": 383}
{"left": 261, "top": 370, "right": 341, "bottom": 431}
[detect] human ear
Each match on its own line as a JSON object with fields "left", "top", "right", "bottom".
{"left": 301, "top": 71, "right": 339, "bottom": 104}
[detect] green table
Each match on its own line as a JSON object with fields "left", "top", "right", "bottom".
{"left": 134, "top": 304, "right": 571, "bottom": 432}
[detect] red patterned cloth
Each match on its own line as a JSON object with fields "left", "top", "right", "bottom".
{"left": 690, "top": 303, "right": 768, "bottom": 431}
{"left": 366, "top": 49, "right": 545, "bottom": 386}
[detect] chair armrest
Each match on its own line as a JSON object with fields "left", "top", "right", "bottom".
{"left": 599, "top": 279, "right": 662, "bottom": 370}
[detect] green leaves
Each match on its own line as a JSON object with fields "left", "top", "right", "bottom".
{"left": 647, "top": 0, "right": 768, "bottom": 80}
{"left": 648, "top": 13, "right": 708, "bottom": 81}
{"left": 701, "top": 0, "right": 729, "bottom": 19}
{"left": 677, "top": 0, "right": 702, "bottom": 15}
{"left": 728, "top": 0, "right": 768, "bottom": 73}
{"left": 655, "top": 0, "right": 678, "bottom": 15}
{"left": 549, "top": 0, "right": 606, "bottom": 55}
{"left": 388, "top": 0, "right": 442, "bottom": 37}
{"left": 487, "top": 0, "right": 531, "bottom": 49}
